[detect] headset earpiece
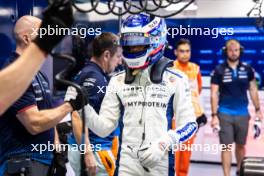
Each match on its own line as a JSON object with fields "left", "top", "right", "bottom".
{"left": 240, "top": 45, "right": 244, "bottom": 55}
{"left": 222, "top": 46, "right": 227, "bottom": 57}
{"left": 221, "top": 39, "right": 244, "bottom": 57}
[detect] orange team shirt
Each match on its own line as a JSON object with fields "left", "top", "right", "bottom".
{"left": 173, "top": 60, "right": 203, "bottom": 117}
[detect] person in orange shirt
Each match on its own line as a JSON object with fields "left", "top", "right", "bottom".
{"left": 173, "top": 38, "right": 207, "bottom": 176}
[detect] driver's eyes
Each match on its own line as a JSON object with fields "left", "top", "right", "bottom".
{"left": 132, "top": 47, "right": 144, "bottom": 52}
{"left": 123, "top": 45, "right": 150, "bottom": 54}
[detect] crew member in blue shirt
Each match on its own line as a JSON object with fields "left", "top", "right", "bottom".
{"left": 68, "top": 32, "right": 122, "bottom": 176}
{"left": 210, "top": 39, "right": 263, "bottom": 176}
{"left": 0, "top": 15, "right": 83, "bottom": 176}
{"left": 0, "top": 0, "right": 73, "bottom": 115}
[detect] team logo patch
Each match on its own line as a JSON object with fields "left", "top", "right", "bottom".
{"left": 158, "top": 142, "right": 167, "bottom": 151}
{"left": 117, "top": 75, "right": 124, "bottom": 82}
{"left": 169, "top": 76, "right": 176, "bottom": 83}
{"left": 240, "top": 67, "right": 245, "bottom": 71}
{"left": 86, "top": 78, "right": 96, "bottom": 83}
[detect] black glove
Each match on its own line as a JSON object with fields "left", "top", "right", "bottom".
{"left": 253, "top": 118, "right": 262, "bottom": 139}
{"left": 196, "top": 113, "right": 207, "bottom": 128}
{"left": 64, "top": 86, "right": 88, "bottom": 111}
{"left": 33, "top": 0, "right": 74, "bottom": 53}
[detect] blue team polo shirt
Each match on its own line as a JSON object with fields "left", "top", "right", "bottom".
{"left": 211, "top": 61, "right": 255, "bottom": 116}
{"left": 0, "top": 52, "right": 54, "bottom": 175}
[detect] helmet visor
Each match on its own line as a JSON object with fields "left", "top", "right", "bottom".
{"left": 120, "top": 33, "right": 151, "bottom": 46}
{"left": 122, "top": 45, "right": 150, "bottom": 59}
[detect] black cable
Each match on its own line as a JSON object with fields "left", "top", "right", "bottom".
{"left": 142, "top": 0, "right": 162, "bottom": 12}
{"left": 248, "top": 0, "right": 264, "bottom": 32}
{"left": 152, "top": 0, "right": 170, "bottom": 8}
{"left": 124, "top": 0, "right": 195, "bottom": 18}
{"left": 256, "top": 0, "right": 264, "bottom": 32}
{"left": 70, "top": 0, "right": 196, "bottom": 18}
{"left": 167, "top": 0, "right": 184, "bottom": 4}
{"left": 147, "top": 0, "right": 195, "bottom": 18}
{"left": 152, "top": 0, "right": 173, "bottom": 8}
{"left": 125, "top": 0, "right": 148, "bottom": 15}
{"left": 258, "top": 0, "right": 263, "bottom": 17}
{"left": 109, "top": 0, "right": 132, "bottom": 16}
{"left": 52, "top": 53, "right": 87, "bottom": 176}
{"left": 92, "top": 0, "right": 116, "bottom": 15}
{"left": 71, "top": 0, "right": 100, "bottom": 13}
{"left": 247, "top": 0, "right": 264, "bottom": 17}
{"left": 247, "top": 2, "right": 258, "bottom": 16}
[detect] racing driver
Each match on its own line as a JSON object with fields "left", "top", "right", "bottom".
{"left": 65, "top": 13, "right": 198, "bottom": 176}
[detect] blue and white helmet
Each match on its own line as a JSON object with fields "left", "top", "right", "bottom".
{"left": 120, "top": 13, "right": 167, "bottom": 69}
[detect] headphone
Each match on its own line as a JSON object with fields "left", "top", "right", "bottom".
{"left": 222, "top": 39, "right": 244, "bottom": 57}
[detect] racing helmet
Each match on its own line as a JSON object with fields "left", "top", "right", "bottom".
{"left": 120, "top": 13, "right": 167, "bottom": 69}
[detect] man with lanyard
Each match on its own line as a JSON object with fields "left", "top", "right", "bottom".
{"left": 173, "top": 38, "right": 207, "bottom": 176}
{"left": 211, "top": 39, "right": 263, "bottom": 176}
{"left": 68, "top": 32, "right": 122, "bottom": 176}
{"left": 0, "top": 15, "right": 85, "bottom": 176}
{"left": 65, "top": 13, "right": 198, "bottom": 176}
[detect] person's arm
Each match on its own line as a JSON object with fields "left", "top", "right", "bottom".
{"left": 210, "top": 66, "right": 222, "bottom": 125}
{"left": 16, "top": 103, "right": 73, "bottom": 135}
{"left": 82, "top": 78, "right": 121, "bottom": 138}
{"left": 138, "top": 75, "right": 197, "bottom": 169}
{"left": 209, "top": 67, "right": 221, "bottom": 129}
{"left": 65, "top": 77, "right": 121, "bottom": 138}
{"left": 84, "top": 100, "right": 120, "bottom": 138}
{"left": 71, "top": 111, "right": 83, "bottom": 144}
{"left": 54, "top": 127, "right": 61, "bottom": 151}
{"left": 172, "top": 75, "right": 197, "bottom": 144}
{"left": 210, "top": 84, "right": 220, "bottom": 128}
{"left": 211, "top": 84, "right": 219, "bottom": 116}
{"left": 0, "top": 44, "right": 46, "bottom": 115}
{"left": 84, "top": 128, "right": 97, "bottom": 176}
{"left": 197, "top": 70, "right": 202, "bottom": 94}
{"left": 0, "top": 0, "right": 73, "bottom": 115}
{"left": 71, "top": 110, "right": 96, "bottom": 176}
{"left": 249, "top": 79, "right": 263, "bottom": 121}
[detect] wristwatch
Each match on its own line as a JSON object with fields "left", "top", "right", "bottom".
{"left": 211, "top": 113, "right": 217, "bottom": 117}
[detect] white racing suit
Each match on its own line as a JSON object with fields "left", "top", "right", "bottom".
{"left": 84, "top": 66, "right": 197, "bottom": 176}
